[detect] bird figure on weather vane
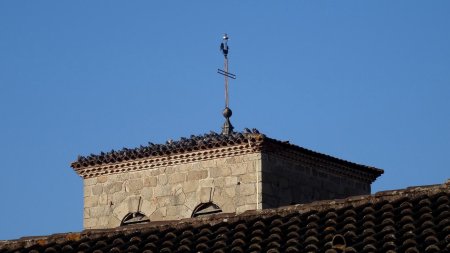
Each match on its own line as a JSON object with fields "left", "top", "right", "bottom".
{"left": 217, "top": 33, "right": 237, "bottom": 135}
{"left": 220, "top": 34, "right": 229, "bottom": 58}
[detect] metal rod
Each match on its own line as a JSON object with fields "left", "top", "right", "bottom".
{"left": 217, "top": 69, "right": 236, "bottom": 79}
{"left": 225, "top": 57, "right": 229, "bottom": 108}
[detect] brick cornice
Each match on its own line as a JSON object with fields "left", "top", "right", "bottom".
{"left": 73, "top": 142, "right": 262, "bottom": 179}
{"left": 71, "top": 130, "right": 383, "bottom": 181}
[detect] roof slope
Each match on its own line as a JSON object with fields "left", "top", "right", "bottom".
{"left": 71, "top": 129, "right": 383, "bottom": 178}
{"left": 2, "top": 181, "right": 448, "bottom": 253}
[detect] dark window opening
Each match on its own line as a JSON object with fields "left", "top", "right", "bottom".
{"left": 120, "top": 212, "right": 149, "bottom": 226}
{"left": 192, "top": 202, "right": 222, "bottom": 218}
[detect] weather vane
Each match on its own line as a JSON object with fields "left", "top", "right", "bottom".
{"left": 217, "top": 33, "right": 237, "bottom": 135}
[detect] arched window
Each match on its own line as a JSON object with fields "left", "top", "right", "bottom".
{"left": 191, "top": 202, "right": 222, "bottom": 218}
{"left": 120, "top": 211, "right": 149, "bottom": 226}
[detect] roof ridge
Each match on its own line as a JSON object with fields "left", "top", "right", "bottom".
{"left": 71, "top": 129, "right": 383, "bottom": 177}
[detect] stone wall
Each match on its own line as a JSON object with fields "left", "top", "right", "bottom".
{"left": 260, "top": 152, "right": 371, "bottom": 208}
{"left": 83, "top": 153, "right": 262, "bottom": 229}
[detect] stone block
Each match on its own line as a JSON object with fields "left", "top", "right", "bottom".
{"left": 144, "top": 177, "right": 157, "bottom": 187}
{"left": 257, "top": 189, "right": 263, "bottom": 203}
{"left": 116, "top": 173, "right": 130, "bottom": 181}
{"left": 151, "top": 207, "right": 167, "bottom": 220}
{"left": 213, "top": 177, "right": 225, "bottom": 187}
{"left": 200, "top": 187, "right": 213, "bottom": 203}
{"left": 154, "top": 185, "right": 173, "bottom": 197}
{"left": 84, "top": 218, "right": 98, "bottom": 229}
{"left": 159, "top": 167, "right": 167, "bottom": 174}
{"left": 279, "top": 191, "right": 293, "bottom": 205}
{"left": 113, "top": 202, "right": 129, "bottom": 221}
{"left": 158, "top": 174, "right": 168, "bottom": 185}
{"left": 184, "top": 192, "right": 199, "bottom": 211}
{"left": 215, "top": 157, "right": 227, "bottom": 166}
{"left": 225, "top": 157, "right": 236, "bottom": 164}
{"left": 125, "top": 179, "right": 143, "bottom": 192}
{"left": 142, "top": 170, "right": 153, "bottom": 177}
{"left": 183, "top": 181, "right": 198, "bottom": 193}
{"left": 165, "top": 166, "right": 175, "bottom": 174}
{"left": 191, "top": 162, "right": 202, "bottom": 170}
{"left": 141, "top": 187, "right": 153, "bottom": 198}
{"left": 245, "top": 195, "right": 258, "bottom": 204}
{"left": 168, "top": 173, "right": 186, "bottom": 184}
{"left": 235, "top": 156, "right": 245, "bottom": 163}
{"left": 166, "top": 205, "right": 188, "bottom": 217}
{"left": 111, "top": 192, "right": 127, "bottom": 204}
{"left": 140, "top": 199, "right": 156, "bottom": 217}
{"left": 236, "top": 204, "right": 256, "bottom": 214}
{"left": 238, "top": 183, "right": 256, "bottom": 196}
{"left": 240, "top": 172, "right": 256, "bottom": 183}
{"left": 98, "top": 194, "right": 108, "bottom": 205}
{"left": 210, "top": 167, "right": 231, "bottom": 178}
{"left": 173, "top": 185, "right": 183, "bottom": 195}
{"left": 212, "top": 187, "right": 223, "bottom": 197}
{"left": 84, "top": 208, "right": 90, "bottom": 219}
{"left": 200, "top": 178, "right": 215, "bottom": 187}
{"left": 278, "top": 177, "right": 289, "bottom": 189}
{"left": 150, "top": 169, "right": 160, "bottom": 176}
{"left": 156, "top": 196, "right": 172, "bottom": 207}
{"left": 106, "top": 182, "right": 122, "bottom": 194}
{"left": 90, "top": 206, "right": 110, "bottom": 218}
{"left": 225, "top": 176, "right": 238, "bottom": 186}
{"left": 85, "top": 196, "right": 98, "bottom": 208}
{"left": 231, "top": 163, "right": 247, "bottom": 176}
{"left": 98, "top": 216, "right": 109, "bottom": 227}
{"left": 84, "top": 187, "right": 92, "bottom": 197}
{"left": 92, "top": 185, "right": 103, "bottom": 196}
{"left": 173, "top": 164, "right": 182, "bottom": 173}
{"left": 261, "top": 153, "right": 270, "bottom": 162}
{"left": 221, "top": 201, "right": 235, "bottom": 213}
{"left": 84, "top": 178, "right": 96, "bottom": 186}
{"left": 224, "top": 186, "right": 236, "bottom": 198}
{"left": 170, "top": 192, "right": 186, "bottom": 205}
{"left": 211, "top": 192, "right": 229, "bottom": 207}
{"left": 256, "top": 202, "right": 262, "bottom": 209}
{"left": 97, "top": 176, "right": 108, "bottom": 184}
{"left": 126, "top": 195, "right": 142, "bottom": 209}
{"left": 107, "top": 216, "right": 121, "bottom": 228}
{"left": 187, "top": 170, "right": 208, "bottom": 181}
{"left": 108, "top": 173, "right": 118, "bottom": 179}
{"left": 236, "top": 195, "right": 246, "bottom": 206}
{"left": 202, "top": 159, "right": 216, "bottom": 167}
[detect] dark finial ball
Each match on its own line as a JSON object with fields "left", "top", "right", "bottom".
{"left": 223, "top": 107, "right": 232, "bottom": 118}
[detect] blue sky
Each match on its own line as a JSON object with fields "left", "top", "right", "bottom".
{"left": 0, "top": 1, "right": 449, "bottom": 240}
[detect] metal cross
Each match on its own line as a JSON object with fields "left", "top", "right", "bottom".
{"left": 217, "top": 33, "right": 237, "bottom": 135}
{"left": 218, "top": 34, "right": 236, "bottom": 108}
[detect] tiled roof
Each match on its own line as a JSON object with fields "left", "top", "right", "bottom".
{"left": 2, "top": 181, "right": 449, "bottom": 253}
{"left": 71, "top": 129, "right": 383, "bottom": 177}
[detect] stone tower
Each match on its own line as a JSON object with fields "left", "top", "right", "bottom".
{"left": 71, "top": 130, "right": 383, "bottom": 229}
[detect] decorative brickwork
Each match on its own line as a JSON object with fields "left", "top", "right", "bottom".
{"left": 72, "top": 131, "right": 382, "bottom": 180}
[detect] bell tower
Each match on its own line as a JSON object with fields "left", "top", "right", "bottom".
{"left": 71, "top": 35, "right": 383, "bottom": 229}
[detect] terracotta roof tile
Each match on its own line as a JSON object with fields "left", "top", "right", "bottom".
{"left": 71, "top": 129, "right": 383, "bottom": 177}
{"left": 2, "top": 181, "right": 448, "bottom": 253}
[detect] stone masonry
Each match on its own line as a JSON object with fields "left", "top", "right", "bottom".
{"left": 73, "top": 131, "right": 383, "bottom": 230}
{"left": 82, "top": 153, "right": 262, "bottom": 229}
{"left": 261, "top": 152, "right": 371, "bottom": 208}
